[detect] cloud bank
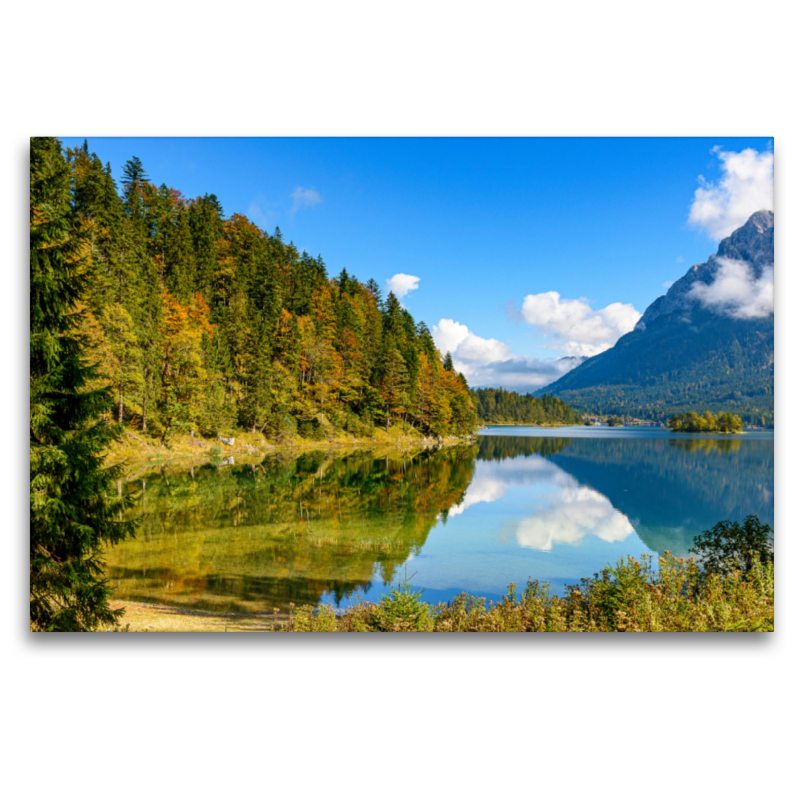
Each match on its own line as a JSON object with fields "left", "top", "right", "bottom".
{"left": 688, "top": 146, "right": 773, "bottom": 240}
{"left": 517, "top": 291, "right": 641, "bottom": 357}
{"left": 432, "top": 318, "right": 581, "bottom": 391}
{"left": 689, "top": 257, "right": 774, "bottom": 319}
{"left": 385, "top": 273, "right": 420, "bottom": 305}
{"left": 289, "top": 186, "right": 322, "bottom": 216}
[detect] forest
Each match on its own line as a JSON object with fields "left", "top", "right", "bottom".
{"left": 38, "top": 137, "right": 478, "bottom": 447}
{"left": 470, "top": 388, "right": 583, "bottom": 426}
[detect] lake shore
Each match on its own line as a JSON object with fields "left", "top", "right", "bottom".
{"left": 107, "top": 600, "right": 288, "bottom": 632}
{"left": 104, "top": 553, "right": 774, "bottom": 633}
{"left": 104, "top": 425, "right": 479, "bottom": 477}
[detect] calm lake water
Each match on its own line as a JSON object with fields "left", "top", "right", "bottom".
{"left": 105, "top": 426, "right": 774, "bottom": 613}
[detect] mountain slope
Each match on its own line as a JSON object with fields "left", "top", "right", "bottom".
{"left": 538, "top": 211, "right": 774, "bottom": 425}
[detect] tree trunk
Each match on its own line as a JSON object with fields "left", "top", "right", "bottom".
{"left": 142, "top": 372, "right": 148, "bottom": 432}
{"left": 118, "top": 389, "right": 124, "bottom": 425}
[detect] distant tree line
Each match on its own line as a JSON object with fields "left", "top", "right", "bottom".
{"left": 471, "top": 388, "right": 582, "bottom": 426}
{"left": 668, "top": 411, "right": 743, "bottom": 433}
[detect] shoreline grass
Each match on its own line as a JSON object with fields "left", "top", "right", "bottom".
{"left": 101, "top": 553, "right": 774, "bottom": 633}
{"left": 104, "top": 425, "right": 477, "bottom": 477}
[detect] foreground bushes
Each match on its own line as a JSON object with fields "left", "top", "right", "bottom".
{"left": 278, "top": 553, "right": 774, "bottom": 632}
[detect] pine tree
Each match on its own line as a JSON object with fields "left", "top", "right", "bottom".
{"left": 365, "top": 278, "right": 384, "bottom": 311}
{"left": 380, "top": 344, "right": 409, "bottom": 430}
{"left": 121, "top": 156, "right": 150, "bottom": 228}
{"left": 30, "top": 137, "right": 134, "bottom": 631}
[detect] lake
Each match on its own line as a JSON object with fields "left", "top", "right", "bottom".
{"left": 105, "top": 426, "right": 774, "bottom": 613}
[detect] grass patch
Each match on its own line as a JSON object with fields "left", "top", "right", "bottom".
{"left": 105, "top": 553, "right": 774, "bottom": 633}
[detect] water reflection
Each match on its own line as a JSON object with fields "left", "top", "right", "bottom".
{"left": 106, "top": 445, "right": 478, "bottom": 612}
{"left": 106, "top": 429, "right": 773, "bottom": 611}
{"left": 515, "top": 485, "right": 635, "bottom": 551}
{"left": 449, "top": 446, "right": 635, "bottom": 550}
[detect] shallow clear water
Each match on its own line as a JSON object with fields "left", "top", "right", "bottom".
{"left": 105, "top": 427, "right": 773, "bottom": 612}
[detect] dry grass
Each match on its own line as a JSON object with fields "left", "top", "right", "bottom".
{"left": 104, "top": 426, "right": 474, "bottom": 477}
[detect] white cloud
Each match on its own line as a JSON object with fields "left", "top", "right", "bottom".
{"left": 385, "top": 273, "right": 420, "bottom": 305}
{"left": 289, "top": 186, "right": 322, "bottom": 216}
{"left": 688, "top": 147, "right": 773, "bottom": 240}
{"left": 432, "top": 318, "right": 582, "bottom": 391}
{"left": 432, "top": 318, "right": 511, "bottom": 364}
{"left": 518, "top": 291, "right": 641, "bottom": 357}
{"left": 688, "top": 256, "right": 774, "bottom": 319}
{"left": 662, "top": 280, "right": 674, "bottom": 289}
{"left": 676, "top": 256, "right": 684, "bottom": 264}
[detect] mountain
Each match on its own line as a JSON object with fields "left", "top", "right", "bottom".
{"left": 538, "top": 211, "right": 774, "bottom": 425}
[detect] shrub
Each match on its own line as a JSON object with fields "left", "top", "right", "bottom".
{"left": 689, "top": 515, "right": 774, "bottom": 576}
{"left": 371, "top": 568, "right": 432, "bottom": 631}
{"left": 276, "top": 553, "right": 773, "bottom": 632}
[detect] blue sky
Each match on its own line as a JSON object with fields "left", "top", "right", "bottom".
{"left": 59, "top": 136, "right": 774, "bottom": 390}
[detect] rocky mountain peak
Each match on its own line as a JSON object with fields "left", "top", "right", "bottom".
{"left": 636, "top": 210, "right": 774, "bottom": 330}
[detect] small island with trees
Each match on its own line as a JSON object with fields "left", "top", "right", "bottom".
{"left": 668, "top": 411, "right": 744, "bottom": 433}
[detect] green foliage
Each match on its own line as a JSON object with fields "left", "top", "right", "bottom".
{"left": 689, "top": 515, "right": 774, "bottom": 576}
{"left": 606, "top": 415, "right": 624, "bottom": 426}
{"left": 30, "top": 137, "right": 135, "bottom": 631}
{"left": 276, "top": 553, "right": 773, "bottom": 632}
{"left": 371, "top": 567, "right": 432, "bottom": 631}
{"left": 51, "top": 139, "right": 478, "bottom": 446}
{"left": 668, "top": 410, "right": 743, "bottom": 433}
{"left": 471, "top": 389, "right": 582, "bottom": 426}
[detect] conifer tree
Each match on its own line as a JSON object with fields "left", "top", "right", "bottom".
{"left": 30, "top": 137, "right": 133, "bottom": 631}
{"left": 121, "top": 156, "right": 150, "bottom": 224}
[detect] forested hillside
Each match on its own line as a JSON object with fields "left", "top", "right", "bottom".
{"left": 539, "top": 308, "right": 774, "bottom": 426}
{"left": 471, "top": 388, "right": 582, "bottom": 426}
{"left": 35, "top": 137, "right": 477, "bottom": 445}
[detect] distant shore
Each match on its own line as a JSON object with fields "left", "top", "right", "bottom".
{"left": 479, "top": 422, "right": 578, "bottom": 428}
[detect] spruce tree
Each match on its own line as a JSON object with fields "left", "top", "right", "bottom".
{"left": 30, "top": 137, "right": 134, "bottom": 631}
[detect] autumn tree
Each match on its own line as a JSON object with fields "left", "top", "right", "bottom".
{"left": 52, "top": 138, "right": 483, "bottom": 448}
{"left": 380, "top": 344, "right": 409, "bottom": 431}
{"left": 158, "top": 291, "right": 215, "bottom": 441}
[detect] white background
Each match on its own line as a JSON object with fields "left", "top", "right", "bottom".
{"left": 3, "top": 3, "right": 795, "bottom": 799}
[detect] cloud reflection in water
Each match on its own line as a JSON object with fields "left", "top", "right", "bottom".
{"left": 447, "top": 453, "right": 635, "bottom": 551}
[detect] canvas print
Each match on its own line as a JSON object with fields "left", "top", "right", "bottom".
{"left": 30, "top": 137, "right": 774, "bottom": 632}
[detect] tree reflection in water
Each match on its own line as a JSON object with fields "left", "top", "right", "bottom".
{"left": 106, "top": 432, "right": 772, "bottom": 611}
